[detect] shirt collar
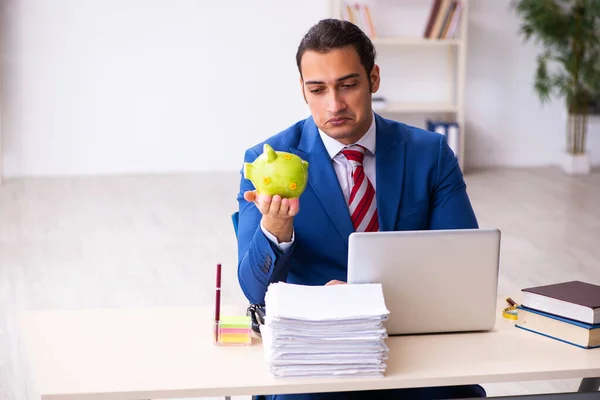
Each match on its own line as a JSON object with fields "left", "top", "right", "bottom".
{"left": 318, "top": 112, "right": 376, "bottom": 160}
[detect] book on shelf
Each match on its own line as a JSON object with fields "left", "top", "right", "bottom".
{"left": 371, "top": 96, "right": 387, "bottom": 111}
{"left": 426, "top": 119, "right": 460, "bottom": 160}
{"left": 340, "top": 1, "right": 461, "bottom": 41}
{"left": 341, "top": 2, "right": 377, "bottom": 38}
{"left": 424, "top": 0, "right": 463, "bottom": 40}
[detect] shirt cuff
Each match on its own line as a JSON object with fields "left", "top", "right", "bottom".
{"left": 260, "top": 220, "right": 294, "bottom": 252}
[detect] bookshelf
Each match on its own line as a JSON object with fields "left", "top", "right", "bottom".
{"left": 329, "top": 0, "right": 469, "bottom": 171}
{"left": 371, "top": 37, "right": 461, "bottom": 47}
{"left": 374, "top": 101, "right": 458, "bottom": 114}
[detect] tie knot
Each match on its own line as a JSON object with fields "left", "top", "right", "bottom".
{"left": 341, "top": 145, "right": 366, "bottom": 165}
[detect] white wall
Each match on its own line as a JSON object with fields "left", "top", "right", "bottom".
{"left": 1, "top": 0, "right": 325, "bottom": 177}
{"left": 1, "top": 0, "right": 599, "bottom": 178}
{"left": 465, "top": 0, "right": 600, "bottom": 168}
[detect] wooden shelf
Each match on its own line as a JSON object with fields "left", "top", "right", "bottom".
{"left": 373, "top": 101, "right": 458, "bottom": 114}
{"left": 330, "top": 0, "right": 469, "bottom": 171}
{"left": 370, "top": 37, "right": 461, "bottom": 46}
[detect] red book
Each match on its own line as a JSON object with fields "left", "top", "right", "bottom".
{"left": 424, "top": 0, "right": 442, "bottom": 38}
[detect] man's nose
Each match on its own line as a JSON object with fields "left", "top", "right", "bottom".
{"left": 327, "top": 92, "right": 346, "bottom": 114}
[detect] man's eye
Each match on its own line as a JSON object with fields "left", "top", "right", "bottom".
{"left": 342, "top": 83, "right": 357, "bottom": 89}
{"left": 310, "top": 88, "right": 323, "bottom": 94}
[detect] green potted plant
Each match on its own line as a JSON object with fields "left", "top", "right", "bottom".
{"left": 513, "top": 0, "right": 600, "bottom": 175}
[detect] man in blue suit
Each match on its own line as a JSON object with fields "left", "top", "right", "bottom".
{"left": 236, "top": 18, "right": 484, "bottom": 400}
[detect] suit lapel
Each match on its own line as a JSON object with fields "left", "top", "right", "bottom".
{"left": 290, "top": 117, "right": 354, "bottom": 246}
{"left": 374, "top": 114, "right": 405, "bottom": 231}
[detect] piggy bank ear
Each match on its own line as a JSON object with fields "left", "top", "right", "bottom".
{"left": 243, "top": 162, "right": 253, "bottom": 180}
{"left": 263, "top": 144, "right": 277, "bottom": 162}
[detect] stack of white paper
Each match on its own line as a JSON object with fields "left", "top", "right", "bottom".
{"left": 261, "top": 282, "right": 390, "bottom": 378}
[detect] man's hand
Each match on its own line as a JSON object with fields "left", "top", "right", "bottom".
{"left": 244, "top": 190, "right": 299, "bottom": 243}
{"left": 325, "top": 280, "right": 346, "bottom": 286}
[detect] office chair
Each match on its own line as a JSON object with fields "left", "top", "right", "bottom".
{"left": 231, "top": 211, "right": 239, "bottom": 238}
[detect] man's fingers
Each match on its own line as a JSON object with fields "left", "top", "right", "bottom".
{"left": 257, "top": 194, "right": 272, "bottom": 214}
{"left": 250, "top": 192, "right": 299, "bottom": 219}
{"left": 279, "top": 198, "right": 290, "bottom": 217}
{"left": 325, "top": 280, "right": 347, "bottom": 286}
{"left": 268, "top": 195, "right": 282, "bottom": 217}
{"left": 288, "top": 198, "right": 300, "bottom": 216}
{"left": 244, "top": 190, "right": 256, "bottom": 202}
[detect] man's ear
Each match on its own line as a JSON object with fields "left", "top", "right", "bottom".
{"left": 370, "top": 64, "right": 381, "bottom": 93}
{"left": 299, "top": 76, "right": 308, "bottom": 103}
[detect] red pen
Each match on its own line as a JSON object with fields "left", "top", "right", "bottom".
{"left": 215, "top": 263, "right": 222, "bottom": 342}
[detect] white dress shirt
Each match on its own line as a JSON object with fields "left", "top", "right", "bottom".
{"left": 261, "top": 113, "right": 377, "bottom": 251}
{"left": 319, "top": 114, "right": 377, "bottom": 203}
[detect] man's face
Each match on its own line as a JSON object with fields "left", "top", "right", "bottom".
{"left": 300, "top": 46, "right": 380, "bottom": 145}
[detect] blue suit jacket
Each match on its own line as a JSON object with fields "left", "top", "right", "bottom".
{"left": 236, "top": 114, "right": 478, "bottom": 305}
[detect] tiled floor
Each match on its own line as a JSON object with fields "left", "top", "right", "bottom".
{"left": 1, "top": 167, "right": 599, "bottom": 399}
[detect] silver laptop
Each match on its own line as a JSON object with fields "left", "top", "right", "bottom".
{"left": 347, "top": 229, "right": 501, "bottom": 335}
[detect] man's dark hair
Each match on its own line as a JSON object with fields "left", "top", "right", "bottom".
{"left": 296, "top": 19, "right": 376, "bottom": 85}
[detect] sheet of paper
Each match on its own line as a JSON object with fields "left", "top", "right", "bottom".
{"left": 264, "top": 282, "right": 390, "bottom": 321}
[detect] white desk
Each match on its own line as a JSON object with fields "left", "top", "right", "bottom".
{"left": 18, "top": 300, "right": 600, "bottom": 400}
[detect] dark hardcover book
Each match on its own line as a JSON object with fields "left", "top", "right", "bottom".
{"left": 521, "top": 281, "right": 600, "bottom": 324}
{"left": 424, "top": 0, "right": 442, "bottom": 38}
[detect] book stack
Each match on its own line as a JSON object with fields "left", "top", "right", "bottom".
{"left": 516, "top": 280, "right": 600, "bottom": 349}
{"left": 424, "top": 0, "right": 463, "bottom": 39}
{"left": 261, "top": 282, "right": 390, "bottom": 378}
{"left": 427, "top": 120, "right": 460, "bottom": 159}
{"left": 341, "top": 2, "right": 377, "bottom": 38}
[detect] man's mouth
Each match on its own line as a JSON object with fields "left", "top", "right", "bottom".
{"left": 328, "top": 117, "right": 350, "bottom": 125}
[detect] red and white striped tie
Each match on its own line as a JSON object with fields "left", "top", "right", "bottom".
{"left": 341, "top": 145, "right": 379, "bottom": 232}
